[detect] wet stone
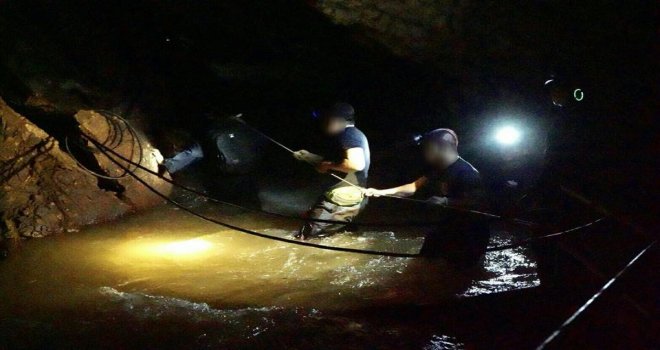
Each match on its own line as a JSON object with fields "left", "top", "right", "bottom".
{"left": 0, "top": 97, "right": 167, "bottom": 239}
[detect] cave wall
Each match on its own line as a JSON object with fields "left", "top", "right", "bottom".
{"left": 310, "top": 1, "right": 657, "bottom": 217}
{"left": 313, "top": 0, "right": 454, "bottom": 58}
{"left": 75, "top": 110, "right": 171, "bottom": 210}
{"left": 309, "top": 0, "right": 564, "bottom": 139}
{"left": 0, "top": 98, "right": 127, "bottom": 238}
{"left": 311, "top": 0, "right": 657, "bottom": 115}
{"left": 0, "top": 0, "right": 655, "bottom": 231}
{"left": 310, "top": 0, "right": 545, "bottom": 74}
{"left": 0, "top": 98, "right": 169, "bottom": 239}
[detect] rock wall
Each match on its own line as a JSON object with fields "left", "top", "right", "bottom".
{"left": 75, "top": 110, "right": 171, "bottom": 210}
{"left": 0, "top": 98, "right": 169, "bottom": 239}
{"left": 310, "top": 0, "right": 548, "bottom": 118}
{"left": 312, "top": 0, "right": 455, "bottom": 58}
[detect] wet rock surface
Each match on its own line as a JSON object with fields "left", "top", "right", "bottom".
{"left": 75, "top": 110, "right": 172, "bottom": 210}
{"left": 0, "top": 97, "right": 169, "bottom": 239}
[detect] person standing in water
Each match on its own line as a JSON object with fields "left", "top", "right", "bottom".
{"left": 366, "top": 129, "right": 489, "bottom": 266}
{"left": 293, "top": 103, "right": 370, "bottom": 240}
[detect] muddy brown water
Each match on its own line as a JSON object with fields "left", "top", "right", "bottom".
{"left": 0, "top": 204, "right": 539, "bottom": 349}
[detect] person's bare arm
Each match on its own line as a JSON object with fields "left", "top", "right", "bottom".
{"left": 366, "top": 177, "right": 428, "bottom": 197}
{"left": 316, "top": 147, "right": 365, "bottom": 173}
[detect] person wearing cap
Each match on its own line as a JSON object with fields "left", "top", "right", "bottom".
{"left": 535, "top": 74, "right": 594, "bottom": 208}
{"left": 292, "top": 102, "right": 371, "bottom": 240}
{"left": 366, "top": 129, "right": 484, "bottom": 209}
{"left": 366, "top": 129, "right": 489, "bottom": 265}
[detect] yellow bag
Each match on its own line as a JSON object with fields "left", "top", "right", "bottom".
{"left": 325, "top": 186, "right": 365, "bottom": 206}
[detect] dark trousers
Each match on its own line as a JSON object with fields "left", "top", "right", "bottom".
{"left": 297, "top": 198, "right": 364, "bottom": 239}
{"left": 421, "top": 219, "right": 490, "bottom": 268}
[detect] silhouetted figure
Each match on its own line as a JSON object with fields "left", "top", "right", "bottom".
{"left": 161, "top": 117, "right": 261, "bottom": 175}
{"left": 159, "top": 116, "right": 263, "bottom": 206}
{"left": 367, "top": 129, "right": 490, "bottom": 267}
{"left": 293, "top": 103, "right": 371, "bottom": 240}
{"left": 534, "top": 75, "right": 592, "bottom": 215}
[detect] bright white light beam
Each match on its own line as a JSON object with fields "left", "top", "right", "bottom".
{"left": 495, "top": 126, "right": 521, "bottom": 145}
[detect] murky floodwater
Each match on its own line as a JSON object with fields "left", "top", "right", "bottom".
{"left": 0, "top": 204, "right": 539, "bottom": 349}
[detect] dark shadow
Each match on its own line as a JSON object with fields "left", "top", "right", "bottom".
{"left": 4, "top": 104, "right": 125, "bottom": 194}
{"left": 0, "top": 138, "right": 54, "bottom": 184}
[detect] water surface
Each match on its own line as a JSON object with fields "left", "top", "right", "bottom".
{"left": 0, "top": 204, "right": 539, "bottom": 349}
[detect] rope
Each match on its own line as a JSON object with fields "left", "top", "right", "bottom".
{"left": 68, "top": 111, "right": 536, "bottom": 229}
{"left": 81, "top": 127, "right": 503, "bottom": 228}
{"left": 80, "top": 131, "right": 606, "bottom": 257}
{"left": 231, "top": 114, "right": 296, "bottom": 153}
{"left": 83, "top": 133, "right": 421, "bottom": 258}
{"left": 233, "top": 114, "right": 365, "bottom": 189}
{"left": 64, "top": 136, "right": 130, "bottom": 180}
{"left": 63, "top": 109, "right": 144, "bottom": 180}
{"left": 536, "top": 240, "right": 657, "bottom": 349}
{"left": 485, "top": 217, "right": 606, "bottom": 252}
{"left": 233, "top": 115, "right": 534, "bottom": 224}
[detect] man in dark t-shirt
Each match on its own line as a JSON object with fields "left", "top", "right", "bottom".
{"left": 366, "top": 128, "right": 490, "bottom": 266}
{"left": 293, "top": 103, "right": 371, "bottom": 239}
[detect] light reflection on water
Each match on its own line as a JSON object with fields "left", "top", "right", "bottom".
{"left": 99, "top": 286, "right": 297, "bottom": 339}
{"left": 460, "top": 229, "right": 540, "bottom": 297}
{"left": 0, "top": 205, "right": 539, "bottom": 348}
{"left": 424, "top": 334, "right": 466, "bottom": 350}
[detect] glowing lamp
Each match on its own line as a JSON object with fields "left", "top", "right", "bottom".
{"left": 495, "top": 126, "right": 521, "bottom": 145}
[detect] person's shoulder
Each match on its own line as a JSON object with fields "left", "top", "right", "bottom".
{"left": 342, "top": 126, "right": 368, "bottom": 142}
{"left": 457, "top": 158, "right": 481, "bottom": 178}
{"left": 457, "top": 157, "right": 478, "bottom": 171}
{"left": 346, "top": 126, "right": 366, "bottom": 137}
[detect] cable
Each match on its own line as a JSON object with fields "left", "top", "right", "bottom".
{"left": 231, "top": 114, "right": 296, "bottom": 153}
{"left": 81, "top": 131, "right": 608, "bottom": 257}
{"left": 62, "top": 109, "right": 144, "bottom": 180}
{"left": 485, "top": 217, "right": 606, "bottom": 252}
{"left": 73, "top": 112, "right": 607, "bottom": 255}
{"left": 64, "top": 136, "right": 130, "bottom": 180}
{"left": 97, "top": 109, "right": 145, "bottom": 175}
{"left": 83, "top": 128, "right": 502, "bottom": 228}
{"left": 233, "top": 114, "right": 366, "bottom": 189}
{"left": 536, "top": 240, "right": 657, "bottom": 349}
{"left": 75, "top": 111, "right": 536, "bottom": 229}
{"left": 233, "top": 115, "right": 533, "bottom": 223}
{"left": 84, "top": 133, "right": 421, "bottom": 258}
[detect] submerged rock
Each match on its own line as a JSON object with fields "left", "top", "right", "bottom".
{"left": 0, "top": 97, "right": 169, "bottom": 239}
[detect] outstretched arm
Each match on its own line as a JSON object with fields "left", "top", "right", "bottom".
{"left": 366, "top": 177, "right": 428, "bottom": 197}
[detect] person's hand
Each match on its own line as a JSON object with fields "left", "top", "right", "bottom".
{"left": 293, "top": 150, "right": 323, "bottom": 165}
{"left": 364, "top": 188, "right": 384, "bottom": 197}
{"left": 293, "top": 150, "right": 310, "bottom": 161}
{"left": 315, "top": 161, "right": 333, "bottom": 173}
{"left": 427, "top": 196, "right": 449, "bottom": 206}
